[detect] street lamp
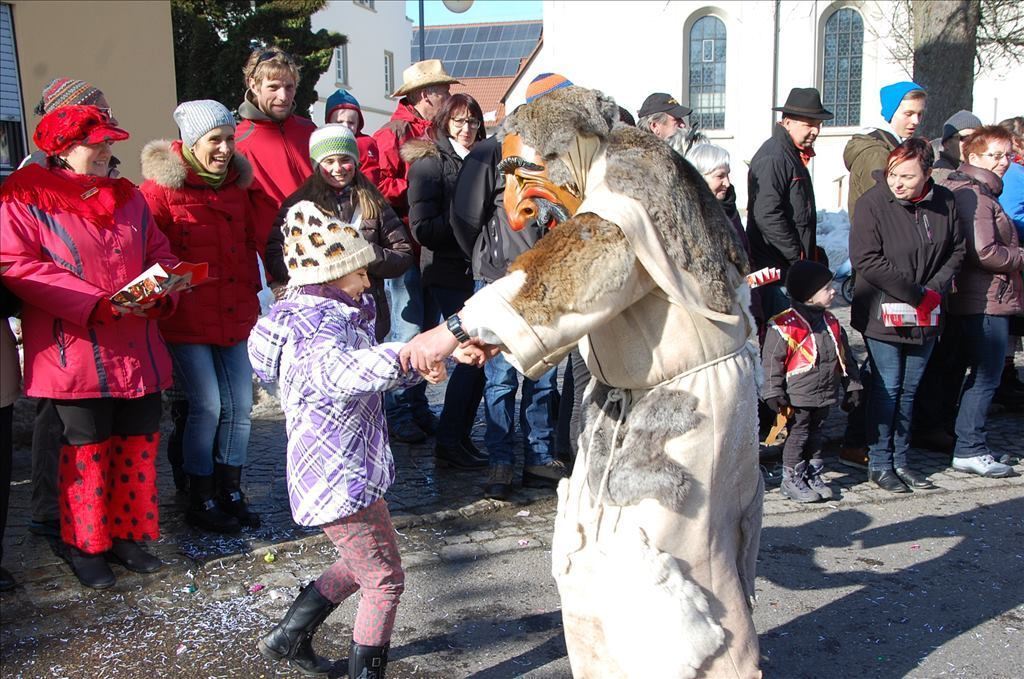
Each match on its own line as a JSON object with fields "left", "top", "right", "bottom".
{"left": 418, "top": 0, "right": 474, "bottom": 61}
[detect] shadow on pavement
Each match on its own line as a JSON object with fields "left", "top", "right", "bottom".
{"left": 757, "top": 496, "right": 1024, "bottom": 678}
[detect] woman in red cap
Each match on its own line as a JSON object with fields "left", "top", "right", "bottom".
{"left": 0, "top": 105, "right": 178, "bottom": 589}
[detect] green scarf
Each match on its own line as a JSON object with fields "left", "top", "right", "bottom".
{"left": 181, "top": 143, "right": 227, "bottom": 188}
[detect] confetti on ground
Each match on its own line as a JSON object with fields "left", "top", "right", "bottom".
{"left": 516, "top": 510, "right": 531, "bottom": 517}
{"left": 181, "top": 585, "right": 197, "bottom": 594}
{"left": 518, "top": 539, "right": 530, "bottom": 547}
{"left": 175, "top": 644, "right": 187, "bottom": 655}
{"left": 248, "top": 584, "right": 265, "bottom": 594}
{"left": 263, "top": 552, "right": 276, "bottom": 563}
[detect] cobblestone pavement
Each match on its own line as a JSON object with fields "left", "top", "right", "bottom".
{"left": 1, "top": 302, "right": 1021, "bottom": 594}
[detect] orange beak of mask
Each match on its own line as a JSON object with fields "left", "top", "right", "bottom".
{"left": 499, "top": 133, "right": 583, "bottom": 231}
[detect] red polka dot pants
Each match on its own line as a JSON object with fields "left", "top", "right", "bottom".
{"left": 59, "top": 434, "right": 160, "bottom": 554}
{"left": 314, "top": 498, "right": 404, "bottom": 646}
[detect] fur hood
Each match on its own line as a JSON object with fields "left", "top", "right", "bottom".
{"left": 399, "top": 138, "right": 441, "bottom": 165}
{"left": 502, "top": 86, "right": 747, "bottom": 314}
{"left": 140, "top": 139, "right": 254, "bottom": 190}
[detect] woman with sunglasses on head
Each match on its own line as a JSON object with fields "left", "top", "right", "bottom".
{"left": 265, "top": 124, "right": 413, "bottom": 342}
{"left": 940, "top": 125, "right": 1024, "bottom": 478}
{"left": 0, "top": 106, "right": 178, "bottom": 588}
{"left": 400, "top": 93, "right": 489, "bottom": 471}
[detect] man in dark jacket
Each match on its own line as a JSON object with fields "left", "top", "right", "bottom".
{"left": 843, "top": 81, "right": 926, "bottom": 223}
{"left": 930, "top": 109, "right": 982, "bottom": 184}
{"left": 448, "top": 75, "right": 574, "bottom": 500}
{"left": 747, "top": 87, "right": 833, "bottom": 320}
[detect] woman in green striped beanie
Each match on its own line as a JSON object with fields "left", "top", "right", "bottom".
{"left": 266, "top": 124, "right": 414, "bottom": 341}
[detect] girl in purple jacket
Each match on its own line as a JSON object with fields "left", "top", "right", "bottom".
{"left": 249, "top": 200, "right": 443, "bottom": 677}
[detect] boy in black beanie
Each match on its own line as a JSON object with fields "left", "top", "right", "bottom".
{"left": 762, "top": 260, "right": 863, "bottom": 503}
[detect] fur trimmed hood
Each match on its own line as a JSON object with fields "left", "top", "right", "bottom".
{"left": 502, "top": 86, "right": 747, "bottom": 314}
{"left": 399, "top": 138, "right": 440, "bottom": 165}
{"left": 140, "top": 139, "right": 254, "bottom": 190}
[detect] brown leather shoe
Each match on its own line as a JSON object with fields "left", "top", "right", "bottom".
{"left": 838, "top": 446, "right": 869, "bottom": 469}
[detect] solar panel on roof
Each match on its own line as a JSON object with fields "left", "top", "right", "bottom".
{"left": 413, "top": 22, "right": 541, "bottom": 79}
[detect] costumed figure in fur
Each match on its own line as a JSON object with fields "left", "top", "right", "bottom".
{"left": 400, "top": 86, "right": 764, "bottom": 678}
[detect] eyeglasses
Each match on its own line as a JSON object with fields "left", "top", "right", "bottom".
{"left": 451, "top": 117, "right": 481, "bottom": 129}
{"left": 978, "top": 152, "right": 1012, "bottom": 161}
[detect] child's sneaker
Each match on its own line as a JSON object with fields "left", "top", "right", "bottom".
{"left": 805, "top": 460, "right": 834, "bottom": 500}
{"left": 781, "top": 462, "right": 821, "bottom": 503}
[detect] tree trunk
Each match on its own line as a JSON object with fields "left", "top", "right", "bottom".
{"left": 912, "top": 0, "right": 980, "bottom": 139}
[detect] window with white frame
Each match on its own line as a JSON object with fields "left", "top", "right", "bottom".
{"left": 687, "top": 15, "right": 726, "bottom": 130}
{"left": 822, "top": 7, "right": 864, "bottom": 127}
{"left": 334, "top": 44, "right": 349, "bottom": 86}
{"left": 353, "top": 0, "right": 375, "bottom": 10}
{"left": 384, "top": 51, "right": 395, "bottom": 97}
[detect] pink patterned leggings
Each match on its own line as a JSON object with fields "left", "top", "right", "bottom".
{"left": 314, "top": 498, "right": 404, "bottom": 646}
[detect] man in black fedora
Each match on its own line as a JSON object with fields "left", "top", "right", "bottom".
{"left": 747, "top": 87, "right": 833, "bottom": 321}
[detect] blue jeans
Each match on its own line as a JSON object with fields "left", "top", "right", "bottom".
{"left": 424, "top": 284, "right": 484, "bottom": 446}
{"left": 483, "top": 353, "right": 558, "bottom": 466}
{"left": 864, "top": 337, "right": 934, "bottom": 471}
{"left": 385, "top": 266, "right": 432, "bottom": 425}
{"left": 953, "top": 314, "right": 1009, "bottom": 458}
{"left": 169, "top": 342, "right": 253, "bottom": 476}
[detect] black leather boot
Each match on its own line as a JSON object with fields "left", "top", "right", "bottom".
{"left": 349, "top": 642, "right": 389, "bottom": 679}
{"left": 434, "top": 442, "right": 488, "bottom": 470}
{"left": 258, "top": 583, "right": 338, "bottom": 676}
{"left": 869, "top": 469, "right": 911, "bottom": 493}
{"left": 167, "top": 399, "right": 189, "bottom": 493}
{"left": 108, "top": 539, "right": 163, "bottom": 573}
{"left": 186, "top": 474, "right": 240, "bottom": 534}
{"left": 62, "top": 544, "right": 116, "bottom": 589}
{"left": 215, "top": 464, "right": 261, "bottom": 528}
{"left": 894, "top": 466, "right": 937, "bottom": 490}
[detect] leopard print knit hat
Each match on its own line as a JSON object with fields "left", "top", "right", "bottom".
{"left": 282, "top": 200, "right": 376, "bottom": 286}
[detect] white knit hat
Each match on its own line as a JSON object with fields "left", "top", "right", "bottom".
{"left": 173, "top": 99, "right": 236, "bottom": 147}
{"left": 283, "top": 201, "right": 376, "bottom": 286}
{"left": 309, "top": 124, "right": 360, "bottom": 166}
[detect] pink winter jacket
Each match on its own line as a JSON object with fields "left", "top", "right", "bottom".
{"left": 0, "top": 185, "right": 178, "bottom": 399}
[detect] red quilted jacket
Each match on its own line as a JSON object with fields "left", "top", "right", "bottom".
{"left": 140, "top": 140, "right": 274, "bottom": 347}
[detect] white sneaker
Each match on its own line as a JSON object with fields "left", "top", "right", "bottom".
{"left": 952, "top": 454, "right": 1013, "bottom": 478}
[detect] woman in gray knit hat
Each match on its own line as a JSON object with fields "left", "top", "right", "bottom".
{"left": 139, "top": 100, "right": 278, "bottom": 534}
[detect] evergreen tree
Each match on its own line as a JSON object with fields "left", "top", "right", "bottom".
{"left": 171, "top": 0, "right": 344, "bottom": 117}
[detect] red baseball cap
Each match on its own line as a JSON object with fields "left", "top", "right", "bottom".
{"left": 33, "top": 105, "right": 129, "bottom": 156}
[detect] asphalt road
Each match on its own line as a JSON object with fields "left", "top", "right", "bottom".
{"left": 2, "top": 486, "right": 1024, "bottom": 678}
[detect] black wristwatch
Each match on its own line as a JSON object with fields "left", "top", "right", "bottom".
{"left": 446, "top": 313, "right": 470, "bottom": 342}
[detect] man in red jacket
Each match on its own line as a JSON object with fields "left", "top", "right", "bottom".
{"left": 372, "top": 59, "right": 459, "bottom": 219}
{"left": 235, "top": 47, "right": 316, "bottom": 214}
{"left": 373, "top": 59, "right": 460, "bottom": 443}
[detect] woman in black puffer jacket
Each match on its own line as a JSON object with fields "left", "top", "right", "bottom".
{"left": 402, "top": 94, "right": 487, "bottom": 470}
{"left": 849, "top": 138, "right": 965, "bottom": 493}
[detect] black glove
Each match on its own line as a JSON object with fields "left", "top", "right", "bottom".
{"left": 842, "top": 390, "right": 862, "bottom": 413}
{"left": 764, "top": 396, "right": 790, "bottom": 414}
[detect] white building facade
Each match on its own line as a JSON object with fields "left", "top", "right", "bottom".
{"left": 508, "top": 0, "right": 1024, "bottom": 213}
{"left": 310, "top": 0, "right": 413, "bottom": 134}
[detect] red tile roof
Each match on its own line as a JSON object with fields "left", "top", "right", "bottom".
{"left": 452, "top": 76, "right": 517, "bottom": 125}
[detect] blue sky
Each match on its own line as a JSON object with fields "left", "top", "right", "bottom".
{"left": 405, "top": 0, "right": 542, "bottom": 26}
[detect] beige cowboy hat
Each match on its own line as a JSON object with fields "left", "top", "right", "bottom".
{"left": 392, "top": 59, "right": 460, "bottom": 98}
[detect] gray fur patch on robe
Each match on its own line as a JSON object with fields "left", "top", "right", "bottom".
{"left": 581, "top": 383, "right": 701, "bottom": 512}
{"left": 502, "top": 86, "right": 748, "bottom": 314}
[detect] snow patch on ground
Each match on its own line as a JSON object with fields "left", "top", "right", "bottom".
{"left": 817, "top": 209, "right": 851, "bottom": 271}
